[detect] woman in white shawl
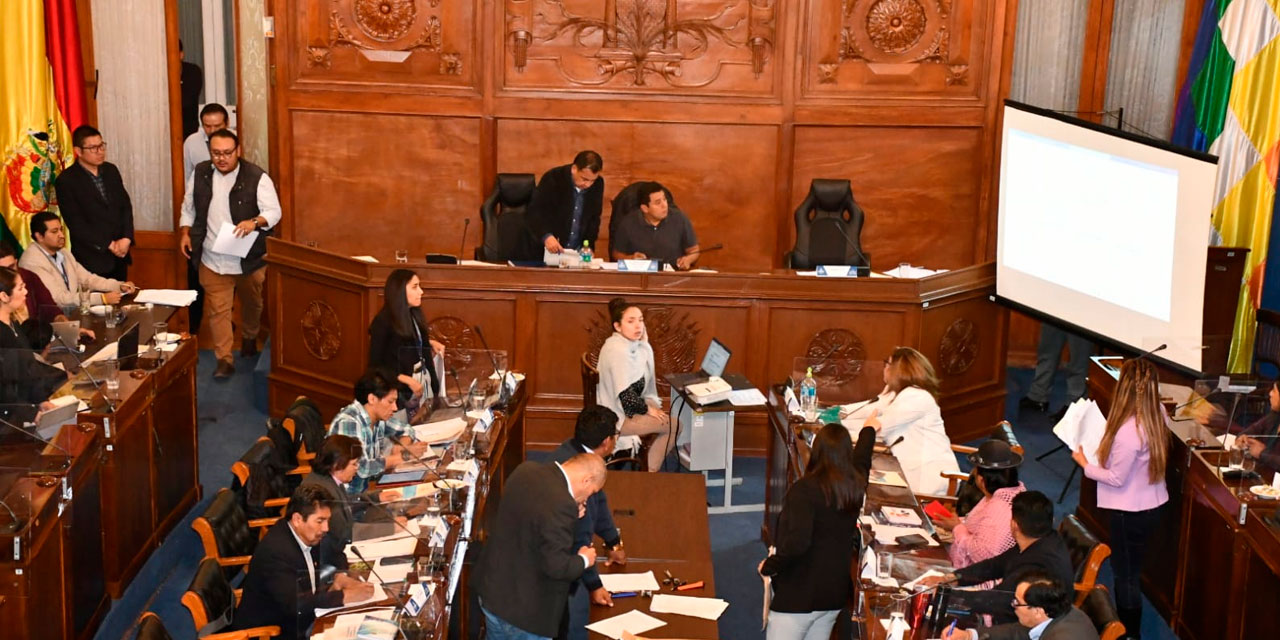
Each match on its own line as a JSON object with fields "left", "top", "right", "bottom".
{"left": 596, "top": 297, "right": 672, "bottom": 471}
{"left": 843, "top": 346, "right": 959, "bottom": 496}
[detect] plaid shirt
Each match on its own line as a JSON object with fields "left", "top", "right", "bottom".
{"left": 327, "top": 400, "right": 410, "bottom": 493}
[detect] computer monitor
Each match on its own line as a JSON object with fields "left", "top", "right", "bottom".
{"left": 700, "top": 339, "right": 731, "bottom": 378}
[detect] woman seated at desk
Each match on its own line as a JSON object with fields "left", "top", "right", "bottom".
{"left": 932, "top": 440, "right": 1026, "bottom": 571}
{"left": 0, "top": 267, "right": 68, "bottom": 411}
{"left": 843, "top": 346, "right": 959, "bottom": 496}
{"left": 300, "top": 434, "right": 363, "bottom": 570}
{"left": 596, "top": 297, "right": 672, "bottom": 471}
{"left": 1235, "top": 381, "right": 1280, "bottom": 471}
{"left": 368, "top": 268, "right": 445, "bottom": 413}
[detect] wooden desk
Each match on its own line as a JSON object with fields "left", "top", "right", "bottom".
{"left": 267, "top": 240, "right": 1008, "bottom": 453}
{"left": 591, "top": 471, "right": 720, "bottom": 639}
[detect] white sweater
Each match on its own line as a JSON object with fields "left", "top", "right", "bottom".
{"left": 842, "top": 385, "right": 960, "bottom": 496}
{"left": 596, "top": 332, "right": 659, "bottom": 427}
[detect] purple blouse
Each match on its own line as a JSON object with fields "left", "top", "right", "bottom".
{"left": 1083, "top": 416, "right": 1168, "bottom": 511}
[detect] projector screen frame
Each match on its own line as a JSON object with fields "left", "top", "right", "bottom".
{"left": 996, "top": 100, "right": 1218, "bottom": 378}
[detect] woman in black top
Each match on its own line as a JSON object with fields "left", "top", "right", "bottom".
{"left": 368, "top": 269, "right": 443, "bottom": 411}
{"left": 760, "top": 423, "right": 876, "bottom": 640}
{"left": 0, "top": 267, "right": 68, "bottom": 414}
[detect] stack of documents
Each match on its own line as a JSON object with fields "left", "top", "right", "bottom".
{"left": 314, "top": 584, "right": 388, "bottom": 616}
{"left": 728, "top": 388, "right": 766, "bottom": 406}
{"left": 346, "top": 536, "right": 417, "bottom": 564}
{"left": 312, "top": 608, "right": 396, "bottom": 640}
{"left": 649, "top": 594, "right": 730, "bottom": 620}
{"left": 597, "top": 571, "right": 661, "bottom": 593}
{"left": 880, "top": 506, "right": 922, "bottom": 526}
{"left": 1052, "top": 398, "right": 1107, "bottom": 465}
{"left": 134, "top": 289, "right": 200, "bottom": 307}
{"left": 584, "top": 610, "right": 666, "bottom": 639}
{"left": 412, "top": 417, "right": 467, "bottom": 444}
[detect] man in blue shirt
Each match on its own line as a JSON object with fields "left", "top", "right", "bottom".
{"left": 530, "top": 151, "right": 605, "bottom": 255}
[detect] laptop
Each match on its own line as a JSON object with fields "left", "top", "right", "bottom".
{"left": 50, "top": 320, "right": 81, "bottom": 349}
{"left": 668, "top": 339, "right": 743, "bottom": 393}
{"left": 117, "top": 322, "right": 140, "bottom": 367}
{"left": 123, "top": 306, "right": 158, "bottom": 344}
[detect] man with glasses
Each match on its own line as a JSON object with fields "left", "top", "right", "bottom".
{"left": 180, "top": 128, "right": 281, "bottom": 379}
{"left": 54, "top": 125, "right": 135, "bottom": 280}
{"left": 179, "top": 103, "right": 230, "bottom": 336}
{"left": 943, "top": 571, "right": 1098, "bottom": 640}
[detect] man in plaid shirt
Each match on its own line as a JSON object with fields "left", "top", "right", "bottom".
{"left": 328, "top": 369, "right": 429, "bottom": 493}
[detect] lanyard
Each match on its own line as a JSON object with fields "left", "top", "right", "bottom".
{"left": 41, "top": 247, "right": 69, "bottom": 289}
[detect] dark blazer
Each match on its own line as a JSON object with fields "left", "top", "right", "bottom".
{"left": 299, "top": 472, "right": 354, "bottom": 570}
{"left": 0, "top": 320, "right": 66, "bottom": 406}
{"left": 981, "top": 606, "right": 1099, "bottom": 640}
{"left": 367, "top": 306, "right": 440, "bottom": 403}
{"left": 232, "top": 519, "right": 344, "bottom": 640}
{"left": 1241, "top": 411, "right": 1280, "bottom": 470}
{"left": 528, "top": 164, "right": 604, "bottom": 249}
{"left": 54, "top": 161, "right": 134, "bottom": 277}
{"left": 956, "top": 531, "right": 1075, "bottom": 592}
{"left": 548, "top": 439, "right": 620, "bottom": 592}
{"left": 474, "top": 460, "right": 585, "bottom": 637}
{"left": 761, "top": 426, "right": 875, "bottom": 613}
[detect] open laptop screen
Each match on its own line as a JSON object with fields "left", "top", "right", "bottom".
{"left": 700, "top": 339, "right": 731, "bottom": 378}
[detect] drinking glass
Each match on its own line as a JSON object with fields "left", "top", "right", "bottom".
{"left": 1229, "top": 445, "right": 1245, "bottom": 470}
{"left": 877, "top": 551, "right": 894, "bottom": 579}
{"left": 153, "top": 321, "right": 170, "bottom": 360}
{"left": 451, "top": 440, "right": 471, "bottom": 461}
{"left": 395, "top": 250, "right": 409, "bottom": 263}
{"left": 78, "top": 289, "right": 92, "bottom": 315}
{"left": 103, "top": 305, "right": 118, "bottom": 329}
{"left": 467, "top": 388, "right": 487, "bottom": 412}
{"left": 103, "top": 358, "right": 120, "bottom": 398}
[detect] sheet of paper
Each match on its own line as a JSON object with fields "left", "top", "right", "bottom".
{"left": 583, "top": 609, "right": 667, "bottom": 640}
{"left": 597, "top": 570, "right": 662, "bottom": 593}
{"left": 880, "top": 506, "right": 922, "bottom": 526}
{"left": 728, "top": 388, "right": 766, "bottom": 406}
{"left": 649, "top": 594, "right": 730, "bottom": 621}
{"left": 368, "top": 557, "right": 414, "bottom": 584}
{"left": 413, "top": 417, "right": 467, "bottom": 443}
{"left": 1052, "top": 398, "right": 1106, "bottom": 465}
{"left": 1218, "top": 433, "right": 1237, "bottom": 450}
{"left": 210, "top": 222, "right": 260, "bottom": 258}
{"left": 869, "top": 469, "right": 909, "bottom": 487}
{"left": 346, "top": 536, "right": 418, "bottom": 562}
{"left": 83, "top": 341, "right": 118, "bottom": 365}
{"left": 314, "top": 583, "right": 387, "bottom": 617}
{"left": 458, "top": 259, "right": 505, "bottom": 267}
{"left": 350, "top": 255, "right": 378, "bottom": 263}
{"left": 904, "top": 569, "right": 947, "bottom": 592}
{"left": 134, "top": 289, "right": 199, "bottom": 307}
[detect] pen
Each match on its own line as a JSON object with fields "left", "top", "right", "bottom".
{"left": 676, "top": 580, "right": 704, "bottom": 591}
{"left": 946, "top": 618, "right": 957, "bottom": 638}
{"left": 612, "top": 592, "right": 639, "bottom": 598}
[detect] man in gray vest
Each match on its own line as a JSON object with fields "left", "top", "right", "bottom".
{"left": 179, "top": 129, "right": 281, "bottom": 379}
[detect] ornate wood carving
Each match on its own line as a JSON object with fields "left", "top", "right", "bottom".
{"left": 810, "top": 0, "right": 973, "bottom": 92}
{"left": 428, "top": 316, "right": 482, "bottom": 373}
{"left": 301, "top": 300, "right": 342, "bottom": 360}
{"left": 297, "top": 0, "right": 466, "bottom": 85}
{"left": 505, "top": 0, "right": 776, "bottom": 91}
{"left": 584, "top": 306, "right": 699, "bottom": 397}
{"left": 937, "top": 317, "right": 978, "bottom": 376}
{"left": 804, "top": 328, "right": 866, "bottom": 386}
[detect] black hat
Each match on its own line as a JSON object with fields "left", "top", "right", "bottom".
{"left": 968, "top": 439, "right": 1023, "bottom": 469}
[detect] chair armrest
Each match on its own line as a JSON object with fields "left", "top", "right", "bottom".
{"left": 264, "top": 497, "right": 289, "bottom": 508}
{"left": 248, "top": 516, "right": 279, "bottom": 531}
{"left": 208, "top": 625, "right": 281, "bottom": 640}
{"left": 287, "top": 465, "right": 311, "bottom": 476}
{"left": 216, "top": 555, "right": 252, "bottom": 568}
{"left": 949, "top": 444, "right": 979, "bottom": 455}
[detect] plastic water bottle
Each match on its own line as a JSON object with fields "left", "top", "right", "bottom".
{"left": 581, "top": 240, "right": 592, "bottom": 263}
{"left": 800, "top": 367, "right": 818, "bottom": 422}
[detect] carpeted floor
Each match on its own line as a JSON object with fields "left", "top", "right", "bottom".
{"left": 94, "top": 361, "right": 1181, "bottom": 639}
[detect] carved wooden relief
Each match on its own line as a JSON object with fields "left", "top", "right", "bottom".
{"left": 504, "top": 0, "right": 777, "bottom": 94}
{"left": 584, "top": 306, "right": 699, "bottom": 397}
{"left": 805, "top": 328, "right": 866, "bottom": 386}
{"left": 301, "top": 300, "right": 342, "bottom": 360}
{"left": 428, "top": 315, "right": 482, "bottom": 372}
{"left": 804, "top": 0, "right": 981, "bottom": 96}
{"left": 290, "top": 0, "right": 475, "bottom": 88}
{"left": 937, "top": 317, "right": 978, "bottom": 376}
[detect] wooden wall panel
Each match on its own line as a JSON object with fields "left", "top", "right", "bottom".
{"left": 289, "top": 111, "right": 481, "bottom": 254}
{"left": 764, "top": 305, "right": 910, "bottom": 404}
{"left": 791, "top": 125, "right": 984, "bottom": 269}
{"left": 496, "top": 119, "right": 779, "bottom": 272}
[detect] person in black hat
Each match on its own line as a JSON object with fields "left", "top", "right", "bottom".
{"left": 931, "top": 439, "right": 1026, "bottom": 570}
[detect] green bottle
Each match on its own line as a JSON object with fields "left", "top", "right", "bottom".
{"left": 582, "top": 239, "right": 592, "bottom": 262}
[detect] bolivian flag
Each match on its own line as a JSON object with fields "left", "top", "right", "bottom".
{"left": 1, "top": 0, "right": 85, "bottom": 252}
{"left": 1173, "top": 0, "right": 1280, "bottom": 372}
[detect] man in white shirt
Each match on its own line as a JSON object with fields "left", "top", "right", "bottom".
{"left": 18, "top": 211, "right": 134, "bottom": 309}
{"left": 179, "top": 103, "right": 227, "bottom": 336}
{"left": 179, "top": 129, "right": 281, "bottom": 379}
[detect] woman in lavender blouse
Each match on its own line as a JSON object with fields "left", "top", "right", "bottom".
{"left": 1070, "top": 358, "right": 1168, "bottom": 640}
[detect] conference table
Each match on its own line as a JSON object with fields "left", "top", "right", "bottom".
{"left": 0, "top": 302, "right": 200, "bottom": 640}
{"left": 265, "top": 239, "right": 1009, "bottom": 455}
{"left": 589, "top": 471, "right": 720, "bottom": 639}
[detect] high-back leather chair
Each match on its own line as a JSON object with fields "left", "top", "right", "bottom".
{"left": 787, "top": 179, "right": 867, "bottom": 269}
{"left": 477, "top": 173, "right": 539, "bottom": 262}
{"left": 191, "top": 488, "right": 277, "bottom": 579}
{"left": 135, "top": 610, "right": 279, "bottom": 640}
{"left": 230, "top": 437, "right": 301, "bottom": 520}
{"left": 1080, "top": 585, "right": 1126, "bottom": 640}
{"left": 607, "top": 182, "right": 679, "bottom": 258}
{"left": 182, "top": 557, "right": 238, "bottom": 635}
{"left": 1059, "top": 513, "right": 1111, "bottom": 606}
{"left": 279, "top": 396, "right": 325, "bottom": 467}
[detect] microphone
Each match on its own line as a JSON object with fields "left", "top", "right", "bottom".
{"left": 0, "top": 415, "right": 72, "bottom": 470}
{"left": 0, "top": 499, "right": 21, "bottom": 534}
{"left": 447, "top": 367, "right": 466, "bottom": 406}
{"left": 471, "top": 325, "right": 508, "bottom": 407}
{"left": 789, "top": 221, "right": 871, "bottom": 270}
{"left": 1136, "top": 343, "right": 1168, "bottom": 361}
{"left": 663, "top": 243, "right": 724, "bottom": 271}
{"left": 55, "top": 334, "right": 116, "bottom": 414}
{"left": 886, "top": 435, "right": 905, "bottom": 449}
{"left": 459, "top": 218, "right": 470, "bottom": 259}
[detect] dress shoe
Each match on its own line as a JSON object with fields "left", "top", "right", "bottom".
{"left": 1019, "top": 397, "right": 1049, "bottom": 413}
{"left": 241, "top": 339, "right": 259, "bottom": 359}
{"left": 1049, "top": 405, "right": 1069, "bottom": 423}
{"left": 214, "top": 360, "right": 235, "bottom": 380}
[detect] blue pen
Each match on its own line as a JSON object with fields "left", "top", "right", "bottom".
{"left": 946, "top": 618, "right": 958, "bottom": 638}
{"left": 612, "top": 591, "right": 639, "bottom": 598}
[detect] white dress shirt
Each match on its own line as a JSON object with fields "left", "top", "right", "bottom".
{"left": 182, "top": 130, "right": 210, "bottom": 181}
{"left": 287, "top": 522, "right": 317, "bottom": 594}
{"left": 555, "top": 462, "right": 591, "bottom": 569}
{"left": 842, "top": 386, "right": 960, "bottom": 496}
{"left": 179, "top": 164, "right": 282, "bottom": 275}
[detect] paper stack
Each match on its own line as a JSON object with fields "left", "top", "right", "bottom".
{"left": 584, "top": 610, "right": 666, "bottom": 639}
{"left": 597, "top": 571, "right": 661, "bottom": 593}
{"left": 134, "top": 289, "right": 200, "bottom": 307}
{"left": 1052, "top": 398, "right": 1107, "bottom": 465}
{"left": 649, "top": 594, "right": 730, "bottom": 620}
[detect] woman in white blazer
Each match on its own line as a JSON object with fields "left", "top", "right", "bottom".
{"left": 843, "top": 347, "right": 959, "bottom": 496}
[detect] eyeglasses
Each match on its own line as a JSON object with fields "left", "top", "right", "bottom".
{"left": 210, "top": 149, "right": 237, "bottom": 158}
{"left": 80, "top": 142, "right": 106, "bottom": 152}
{"left": 1010, "top": 598, "right": 1032, "bottom": 609}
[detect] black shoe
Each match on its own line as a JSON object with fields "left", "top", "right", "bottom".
{"left": 1049, "top": 405, "right": 1069, "bottom": 423}
{"left": 1019, "top": 397, "right": 1049, "bottom": 413}
{"left": 241, "top": 339, "right": 259, "bottom": 359}
{"left": 214, "top": 360, "right": 235, "bottom": 380}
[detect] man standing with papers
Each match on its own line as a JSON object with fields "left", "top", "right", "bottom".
{"left": 179, "top": 128, "right": 281, "bottom": 379}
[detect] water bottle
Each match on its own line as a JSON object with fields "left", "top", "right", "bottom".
{"left": 581, "top": 239, "right": 592, "bottom": 263}
{"left": 800, "top": 366, "right": 818, "bottom": 422}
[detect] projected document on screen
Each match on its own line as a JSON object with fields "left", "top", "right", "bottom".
{"left": 1002, "top": 130, "right": 1178, "bottom": 322}
{"left": 996, "top": 102, "right": 1216, "bottom": 372}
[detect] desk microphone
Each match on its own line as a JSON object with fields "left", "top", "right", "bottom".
{"left": 790, "top": 223, "right": 870, "bottom": 270}
{"left": 0, "top": 415, "right": 72, "bottom": 470}
{"left": 459, "top": 218, "right": 470, "bottom": 259}
{"left": 448, "top": 367, "right": 466, "bottom": 404}
{"left": 886, "top": 435, "right": 905, "bottom": 450}
{"left": 662, "top": 243, "right": 723, "bottom": 270}
{"left": 471, "top": 325, "right": 508, "bottom": 406}
{"left": 346, "top": 546, "right": 412, "bottom": 640}
{"left": 55, "top": 334, "right": 116, "bottom": 414}
{"left": 1136, "top": 343, "right": 1168, "bottom": 361}
{"left": 0, "top": 499, "right": 21, "bottom": 534}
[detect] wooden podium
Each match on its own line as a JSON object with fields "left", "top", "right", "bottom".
{"left": 266, "top": 239, "right": 1009, "bottom": 450}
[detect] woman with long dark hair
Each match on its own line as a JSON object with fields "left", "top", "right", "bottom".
{"left": 1070, "top": 358, "right": 1168, "bottom": 639}
{"left": 760, "top": 423, "right": 875, "bottom": 640}
{"left": 1237, "top": 381, "right": 1280, "bottom": 470}
{"left": 0, "top": 267, "right": 67, "bottom": 413}
{"left": 368, "top": 269, "right": 444, "bottom": 411}
{"left": 595, "top": 297, "right": 672, "bottom": 471}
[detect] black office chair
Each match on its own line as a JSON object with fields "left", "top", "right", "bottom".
{"left": 477, "top": 173, "right": 540, "bottom": 262}
{"left": 1079, "top": 585, "right": 1126, "bottom": 640}
{"left": 135, "top": 611, "right": 279, "bottom": 640}
{"left": 786, "top": 179, "right": 867, "bottom": 269}
{"left": 607, "top": 181, "right": 679, "bottom": 258}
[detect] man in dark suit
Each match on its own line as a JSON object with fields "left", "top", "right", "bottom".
{"left": 945, "top": 572, "right": 1099, "bottom": 640}
{"left": 233, "top": 484, "right": 375, "bottom": 640}
{"left": 474, "top": 454, "right": 607, "bottom": 639}
{"left": 55, "top": 125, "right": 135, "bottom": 280}
{"left": 548, "top": 406, "right": 628, "bottom": 638}
{"left": 529, "top": 150, "right": 604, "bottom": 256}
